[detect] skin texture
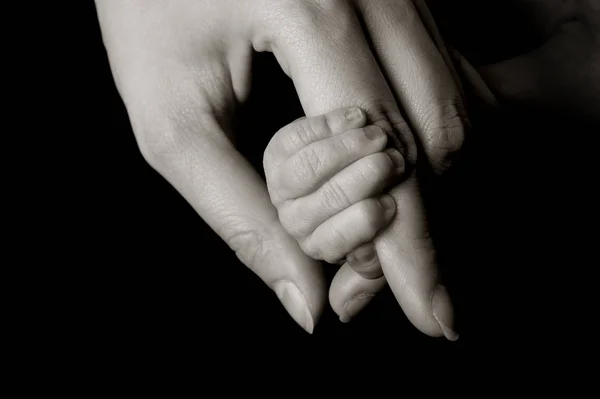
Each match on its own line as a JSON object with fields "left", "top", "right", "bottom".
{"left": 263, "top": 107, "right": 401, "bottom": 279}
{"left": 95, "top": 0, "right": 599, "bottom": 337}
{"left": 95, "top": 0, "right": 465, "bottom": 338}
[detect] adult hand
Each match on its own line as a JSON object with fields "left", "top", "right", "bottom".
{"left": 95, "top": 0, "right": 466, "bottom": 338}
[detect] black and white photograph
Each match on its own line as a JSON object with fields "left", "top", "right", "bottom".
{"left": 16, "top": 0, "right": 599, "bottom": 391}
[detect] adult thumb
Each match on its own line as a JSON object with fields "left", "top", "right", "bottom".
{"left": 144, "top": 113, "right": 326, "bottom": 334}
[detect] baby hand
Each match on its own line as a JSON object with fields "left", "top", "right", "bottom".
{"left": 263, "top": 107, "right": 405, "bottom": 276}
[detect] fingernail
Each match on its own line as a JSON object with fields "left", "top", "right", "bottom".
{"left": 384, "top": 148, "right": 405, "bottom": 174}
{"left": 340, "top": 293, "right": 375, "bottom": 323}
{"left": 345, "top": 107, "right": 363, "bottom": 121}
{"left": 432, "top": 284, "right": 459, "bottom": 341}
{"left": 364, "top": 125, "right": 384, "bottom": 140}
{"left": 346, "top": 243, "right": 383, "bottom": 279}
{"left": 378, "top": 195, "right": 396, "bottom": 217}
{"left": 273, "top": 280, "right": 314, "bottom": 334}
{"left": 350, "top": 243, "right": 376, "bottom": 264}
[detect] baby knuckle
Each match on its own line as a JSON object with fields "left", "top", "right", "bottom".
{"left": 287, "top": 121, "right": 313, "bottom": 150}
{"left": 335, "top": 133, "right": 361, "bottom": 156}
{"left": 292, "top": 146, "right": 323, "bottom": 184}
{"left": 320, "top": 180, "right": 352, "bottom": 209}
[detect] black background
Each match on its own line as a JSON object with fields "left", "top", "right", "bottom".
{"left": 15, "top": 0, "right": 597, "bottom": 390}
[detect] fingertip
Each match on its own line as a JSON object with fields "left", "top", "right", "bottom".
{"left": 344, "top": 107, "right": 364, "bottom": 122}
{"left": 327, "top": 106, "right": 367, "bottom": 133}
{"left": 329, "top": 263, "right": 386, "bottom": 323}
{"left": 377, "top": 194, "right": 396, "bottom": 220}
{"left": 254, "top": 228, "right": 326, "bottom": 334}
{"left": 383, "top": 148, "right": 405, "bottom": 176}
{"left": 432, "top": 284, "right": 459, "bottom": 341}
{"left": 273, "top": 280, "right": 315, "bottom": 334}
{"left": 346, "top": 242, "right": 384, "bottom": 280}
{"left": 339, "top": 293, "right": 375, "bottom": 323}
{"left": 363, "top": 125, "right": 387, "bottom": 141}
{"left": 391, "top": 284, "right": 457, "bottom": 341}
{"left": 376, "top": 179, "right": 457, "bottom": 340}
